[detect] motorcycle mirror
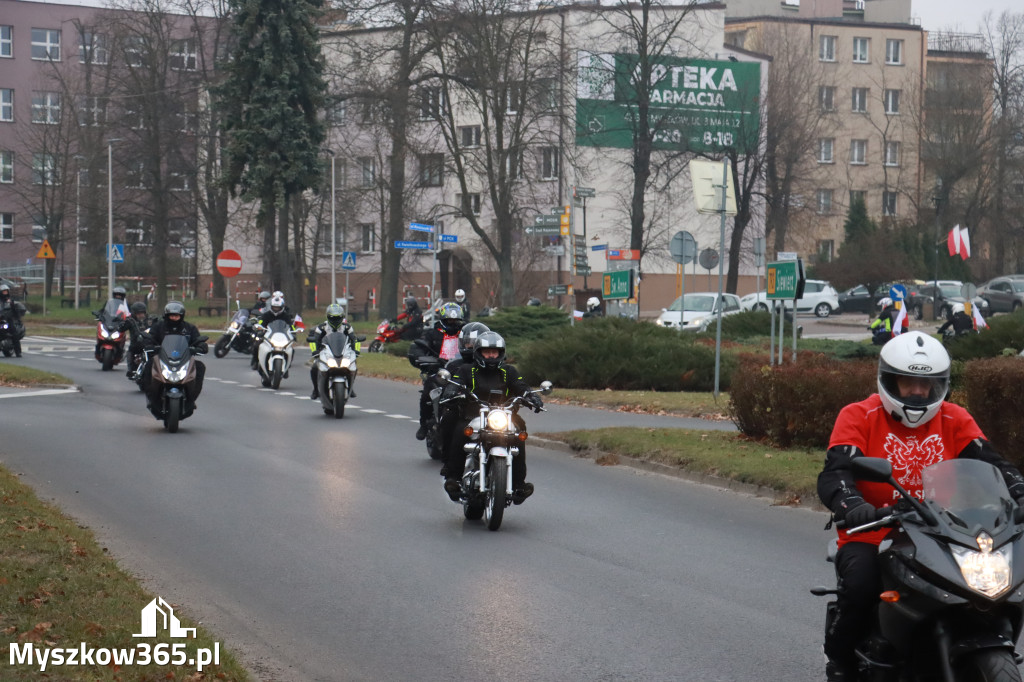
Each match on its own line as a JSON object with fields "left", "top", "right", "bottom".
{"left": 197, "top": 335, "right": 209, "bottom": 343}
{"left": 850, "top": 457, "right": 893, "bottom": 482}
{"left": 356, "top": 335, "right": 366, "bottom": 342}
{"left": 539, "top": 380, "right": 553, "bottom": 395}
{"left": 436, "top": 369, "right": 451, "bottom": 382}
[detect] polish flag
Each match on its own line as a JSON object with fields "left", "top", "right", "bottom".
{"left": 947, "top": 225, "right": 971, "bottom": 260}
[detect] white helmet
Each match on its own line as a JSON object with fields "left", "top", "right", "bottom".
{"left": 877, "top": 331, "right": 950, "bottom": 428}
{"left": 951, "top": 303, "right": 965, "bottom": 315}
{"left": 269, "top": 295, "right": 285, "bottom": 314}
{"left": 454, "top": 288, "right": 466, "bottom": 303}
{"left": 587, "top": 296, "right": 601, "bottom": 311}
{"left": 877, "top": 297, "right": 893, "bottom": 309}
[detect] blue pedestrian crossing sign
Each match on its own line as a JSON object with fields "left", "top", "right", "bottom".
{"left": 341, "top": 251, "right": 357, "bottom": 270}
{"left": 107, "top": 244, "right": 125, "bottom": 263}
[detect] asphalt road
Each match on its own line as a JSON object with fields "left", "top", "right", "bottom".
{"left": 1, "top": 337, "right": 834, "bottom": 681}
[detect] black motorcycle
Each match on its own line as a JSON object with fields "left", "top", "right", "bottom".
{"left": 145, "top": 334, "right": 207, "bottom": 433}
{"left": 213, "top": 306, "right": 256, "bottom": 358}
{"left": 0, "top": 311, "right": 22, "bottom": 357}
{"left": 812, "top": 457, "right": 1024, "bottom": 681}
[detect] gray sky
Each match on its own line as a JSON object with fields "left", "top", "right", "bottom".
{"left": 913, "top": 0, "right": 1019, "bottom": 33}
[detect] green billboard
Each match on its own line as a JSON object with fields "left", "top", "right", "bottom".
{"left": 576, "top": 53, "right": 761, "bottom": 154}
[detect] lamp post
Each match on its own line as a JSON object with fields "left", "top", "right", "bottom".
{"left": 322, "top": 148, "right": 337, "bottom": 305}
{"left": 106, "top": 139, "right": 120, "bottom": 298}
{"left": 933, "top": 179, "right": 943, "bottom": 319}
{"left": 73, "top": 155, "right": 84, "bottom": 309}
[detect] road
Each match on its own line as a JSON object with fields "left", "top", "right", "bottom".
{"left": 1, "top": 337, "right": 834, "bottom": 681}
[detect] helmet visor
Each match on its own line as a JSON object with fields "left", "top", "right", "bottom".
{"left": 880, "top": 371, "right": 949, "bottom": 408}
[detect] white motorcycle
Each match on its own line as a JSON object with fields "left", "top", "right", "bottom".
{"left": 254, "top": 319, "right": 295, "bottom": 389}
{"left": 314, "top": 331, "right": 362, "bottom": 418}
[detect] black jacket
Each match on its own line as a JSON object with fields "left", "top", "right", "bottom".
{"left": 938, "top": 311, "right": 974, "bottom": 335}
{"left": 442, "top": 362, "right": 536, "bottom": 420}
{"left": 308, "top": 321, "right": 358, "bottom": 353}
{"left": 257, "top": 309, "right": 296, "bottom": 327}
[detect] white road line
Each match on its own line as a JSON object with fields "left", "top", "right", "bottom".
{"left": 0, "top": 387, "right": 80, "bottom": 399}
{"left": 361, "top": 408, "right": 385, "bottom": 414}
{"left": 385, "top": 413, "right": 413, "bottom": 420}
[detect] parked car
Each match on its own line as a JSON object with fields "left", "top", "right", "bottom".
{"left": 979, "top": 275, "right": 1024, "bottom": 314}
{"left": 739, "top": 279, "right": 839, "bottom": 318}
{"left": 838, "top": 282, "right": 930, "bottom": 320}
{"left": 655, "top": 292, "right": 743, "bottom": 332}
{"left": 917, "top": 281, "right": 990, "bottom": 320}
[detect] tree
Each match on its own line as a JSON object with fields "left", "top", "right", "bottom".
{"left": 217, "top": 0, "right": 327, "bottom": 306}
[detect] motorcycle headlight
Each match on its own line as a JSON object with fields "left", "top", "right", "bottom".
{"left": 111, "top": 330, "right": 121, "bottom": 340}
{"left": 271, "top": 336, "right": 290, "bottom": 350}
{"left": 486, "top": 410, "right": 511, "bottom": 431}
{"left": 229, "top": 322, "right": 240, "bottom": 331}
{"left": 951, "top": 533, "right": 1012, "bottom": 597}
{"left": 322, "top": 355, "right": 339, "bottom": 369}
{"left": 159, "top": 361, "right": 189, "bottom": 383}
{"left": 99, "top": 325, "right": 110, "bottom": 338}
{"left": 340, "top": 357, "right": 352, "bottom": 369}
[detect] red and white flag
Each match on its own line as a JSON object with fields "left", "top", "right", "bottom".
{"left": 972, "top": 304, "right": 988, "bottom": 330}
{"left": 947, "top": 225, "right": 971, "bottom": 260}
{"left": 892, "top": 304, "right": 908, "bottom": 336}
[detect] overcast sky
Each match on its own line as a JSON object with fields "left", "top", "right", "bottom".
{"left": 913, "top": 0, "right": 1019, "bottom": 33}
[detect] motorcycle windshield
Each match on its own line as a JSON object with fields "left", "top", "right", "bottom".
{"left": 100, "top": 299, "right": 128, "bottom": 327}
{"left": 231, "top": 309, "right": 249, "bottom": 325}
{"left": 322, "top": 332, "right": 351, "bottom": 357}
{"left": 158, "top": 335, "right": 192, "bottom": 369}
{"left": 922, "top": 459, "right": 1012, "bottom": 531}
{"left": 266, "top": 319, "right": 291, "bottom": 337}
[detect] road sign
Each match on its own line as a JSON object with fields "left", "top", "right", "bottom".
{"left": 591, "top": 244, "right": 607, "bottom": 251}
{"left": 216, "top": 249, "right": 242, "bottom": 277}
{"left": 573, "top": 186, "right": 596, "bottom": 198}
{"left": 439, "top": 234, "right": 458, "bottom": 244}
{"left": 766, "top": 260, "right": 805, "bottom": 300}
{"left": 409, "top": 222, "right": 434, "bottom": 232}
{"left": 575, "top": 265, "right": 592, "bottom": 276}
{"left": 669, "top": 231, "right": 697, "bottom": 265}
{"left": 698, "top": 248, "right": 719, "bottom": 271}
{"left": 341, "top": 251, "right": 357, "bottom": 270}
{"left": 535, "top": 215, "right": 561, "bottom": 226}
{"left": 395, "top": 240, "right": 430, "bottom": 249}
{"left": 602, "top": 269, "right": 634, "bottom": 300}
{"left": 607, "top": 249, "right": 640, "bottom": 260}
{"left": 547, "top": 284, "right": 571, "bottom": 296}
{"left": 35, "top": 239, "right": 56, "bottom": 259}
{"left": 108, "top": 244, "right": 125, "bottom": 263}
{"left": 525, "top": 225, "right": 561, "bottom": 236}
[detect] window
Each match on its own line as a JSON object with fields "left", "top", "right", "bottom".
{"left": 169, "top": 166, "right": 191, "bottom": 192}
{"left": 79, "top": 31, "right": 108, "bottom": 65}
{"left": 851, "top": 87, "right": 868, "bottom": 113}
{"left": 818, "top": 138, "right": 834, "bottom": 164}
{"left": 77, "top": 96, "right": 105, "bottom": 127}
{"left": 886, "top": 39, "right": 903, "bottom": 65}
{"left": 0, "top": 89, "right": 11, "bottom": 122}
{"left": 326, "top": 99, "right": 345, "bottom": 124}
{"left": 418, "top": 153, "right": 443, "bottom": 187}
{"left": 0, "top": 25, "right": 12, "bottom": 58}
{"left": 31, "top": 28, "right": 61, "bottom": 61}
{"left": 884, "top": 89, "right": 900, "bottom": 115}
{"left": 32, "top": 92, "right": 61, "bottom": 124}
{"left": 819, "top": 35, "right": 837, "bottom": 62}
{"left": 358, "top": 157, "right": 375, "bottom": 187}
{"left": 32, "top": 153, "right": 58, "bottom": 185}
{"left": 536, "top": 78, "right": 558, "bottom": 110}
{"left": 503, "top": 82, "right": 524, "bottom": 114}
{"left": 850, "top": 139, "right": 867, "bottom": 165}
{"left": 459, "top": 125, "right": 481, "bottom": 148}
{"left": 360, "top": 222, "right": 376, "bottom": 253}
{"left": 458, "top": 193, "right": 481, "bottom": 216}
{"left": 125, "top": 104, "right": 145, "bottom": 130}
{"left": 818, "top": 240, "right": 835, "bottom": 263}
{"left": 882, "top": 190, "right": 898, "bottom": 216}
{"left": 816, "top": 189, "right": 833, "bottom": 214}
{"left": 884, "top": 141, "right": 901, "bottom": 166}
{"left": 123, "top": 35, "right": 146, "bottom": 67}
{"left": 170, "top": 39, "right": 196, "bottom": 71}
{"left": 819, "top": 86, "right": 836, "bottom": 112}
{"left": 541, "top": 146, "right": 559, "bottom": 180}
{"left": 849, "top": 189, "right": 866, "bottom": 206}
{"left": 32, "top": 220, "right": 46, "bottom": 243}
{"left": 125, "top": 216, "right": 152, "bottom": 245}
{"left": 853, "top": 37, "right": 870, "bottom": 63}
{"left": 0, "top": 150, "right": 11, "bottom": 183}
{"left": 505, "top": 147, "right": 524, "bottom": 179}
{"left": 0, "top": 213, "right": 12, "bottom": 241}
{"left": 418, "top": 86, "right": 442, "bottom": 119}
{"left": 125, "top": 158, "right": 150, "bottom": 189}
{"left": 175, "top": 107, "right": 197, "bottom": 133}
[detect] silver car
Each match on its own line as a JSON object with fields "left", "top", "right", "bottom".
{"left": 979, "top": 275, "right": 1024, "bottom": 314}
{"left": 655, "top": 292, "right": 743, "bottom": 332}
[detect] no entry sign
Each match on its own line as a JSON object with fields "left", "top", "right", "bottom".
{"left": 216, "top": 249, "right": 242, "bottom": 278}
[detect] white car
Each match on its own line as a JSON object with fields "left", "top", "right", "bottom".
{"left": 654, "top": 292, "right": 743, "bottom": 332}
{"left": 740, "top": 279, "right": 839, "bottom": 318}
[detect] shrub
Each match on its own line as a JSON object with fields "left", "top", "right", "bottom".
{"left": 946, "top": 310, "right": 1024, "bottom": 360}
{"left": 480, "top": 305, "right": 570, "bottom": 348}
{"left": 963, "top": 357, "right": 1024, "bottom": 468}
{"left": 517, "top": 317, "right": 733, "bottom": 391}
{"left": 728, "top": 354, "right": 876, "bottom": 448}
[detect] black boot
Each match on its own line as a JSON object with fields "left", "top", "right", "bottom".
{"left": 415, "top": 423, "right": 427, "bottom": 440}
{"left": 310, "top": 387, "right": 319, "bottom": 400}
{"left": 443, "top": 478, "right": 461, "bottom": 501}
{"left": 825, "top": 659, "right": 855, "bottom": 681}
{"left": 511, "top": 482, "right": 534, "bottom": 505}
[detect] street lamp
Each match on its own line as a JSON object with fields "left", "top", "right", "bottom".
{"left": 73, "top": 154, "right": 84, "bottom": 309}
{"left": 933, "top": 178, "right": 943, "bottom": 319}
{"left": 106, "top": 139, "right": 121, "bottom": 299}
{"left": 322, "top": 148, "right": 337, "bottom": 304}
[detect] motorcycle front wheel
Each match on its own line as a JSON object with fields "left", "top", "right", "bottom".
{"left": 954, "top": 649, "right": 1023, "bottom": 682}
{"left": 485, "top": 458, "right": 507, "bottom": 531}
{"left": 101, "top": 347, "right": 115, "bottom": 371}
{"left": 165, "top": 397, "right": 181, "bottom": 433}
{"left": 214, "top": 334, "right": 231, "bottom": 358}
{"left": 368, "top": 340, "right": 383, "bottom": 353}
{"left": 332, "top": 385, "right": 346, "bottom": 419}
{"left": 271, "top": 363, "right": 283, "bottom": 390}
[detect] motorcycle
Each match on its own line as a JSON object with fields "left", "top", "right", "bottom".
{"left": 146, "top": 334, "right": 207, "bottom": 433}
{"left": 811, "top": 457, "right": 1024, "bottom": 681}
{"left": 93, "top": 299, "right": 129, "bottom": 370}
{"left": 939, "top": 325, "right": 979, "bottom": 348}
{"left": 254, "top": 319, "right": 295, "bottom": 389}
{"left": 436, "top": 368, "right": 552, "bottom": 531}
{"left": 213, "top": 305, "right": 257, "bottom": 358}
{"left": 314, "top": 331, "right": 363, "bottom": 419}
{"left": 0, "top": 312, "right": 21, "bottom": 357}
{"left": 368, "top": 319, "right": 402, "bottom": 352}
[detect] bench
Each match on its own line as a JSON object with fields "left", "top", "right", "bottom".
{"left": 197, "top": 305, "right": 227, "bottom": 317}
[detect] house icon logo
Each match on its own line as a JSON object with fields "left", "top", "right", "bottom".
{"left": 133, "top": 597, "right": 197, "bottom": 638}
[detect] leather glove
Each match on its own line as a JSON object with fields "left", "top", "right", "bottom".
{"left": 843, "top": 501, "right": 877, "bottom": 528}
{"left": 1008, "top": 482, "right": 1024, "bottom": 503}
{"left": 525, "top": 394, "right": 543, "bottom": 412}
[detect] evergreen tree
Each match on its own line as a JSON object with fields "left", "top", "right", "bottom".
{"left": 216, "top": 0, "right": 327, "bottom": 301}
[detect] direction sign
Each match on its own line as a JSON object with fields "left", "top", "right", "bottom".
{"left": 395, "top": 240, "right": 430, "bottom": 249}
{"left": 766, "top": 260, "right": 804, "bottom": 300}
{"left": 573, "top": 186, "right": 596, "bottom": 198}
{"left": 341, "top": 251, "right": 357, "bottom": 270}
{"left": 439, "top": 234, "right": 458, "bottom": 243}
{"left": 108, "top": 244, "right": 125, "bottom": 263}
{"left": 547, "top": 284, "right": 571, "bottom": 296}
{"left": 525, "top": 225, "right": 561, "bottom": 236}
{"left": 409, "top": 222, "right": 434, "bottom": 233}
{"left": 591, "top": 244, "right": 608, "bottom": 251}
{"left": 607, "top": 249, "right": 640, "bottom": 261}
{"left": 602, "top": 269, "right": 634, "bottom": 300}
{"left": 216, "top": 249, "right": 242, "bottom": 277}
{"left": 35, "top": 239, "right": 56, "bottom": 259}
{"left": 535, "top": 215, "right": 561, "bottom": 226}
{"left": 575, "top": 265, "right": 592, "bottom": 276}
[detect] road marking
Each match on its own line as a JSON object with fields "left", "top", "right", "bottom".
{"left": 385, "top": 413, "right": 413, "bottom": 420}
{"left": 361, "top": 409, "right": 385, "bottom": 414}
{"left": 0, "top": 387, "right": 80, "bottom": 399}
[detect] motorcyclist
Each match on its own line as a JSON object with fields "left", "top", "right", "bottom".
{"left": 110, "top": 286, "right": 130, "bottom": 317}
{"left": 251, "top": 290, "right": 271, "bottom": 315}
{"left": 250, "top": 295, "right": 296, "bottom": 370}
{"left": 125, "top": 301, "right": 156, "bottom": 378}
{"left": 140, "top": 301, "right": 207, "bottom": 406}
{"left": 439, "top": 331, "right": 542, "bottom": 503}
{"left": 868, "top": 297, "right": 907, "bottom": 345}
{"left": 0, "top": 283, "right": 27, "bottom": 357}
{"left": 396, "top": 296, "right": 424, "bottom": 341}
{"left": 937, "top": 302, "right": 974, "bottom": 338}
{"left": 816, "top": 331, "right": 1024, "bottom": 681}
{"left": 431, "top": 322, "right": 490, "bottom": 456}
{"left": 582, "top": 296, "right": 603, "bottom": 318}
{"left": 408, "top": 302, "right": 464, "bottom": 440}
{"left": 454, "top": 289, "right": 470, "bottom": 320}
{"left": 307, "top": 303, "right": 360, "bottom": 400}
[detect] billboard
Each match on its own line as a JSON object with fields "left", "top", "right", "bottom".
{"left": 575, "top": 53, "right": 761, "bottom": 154}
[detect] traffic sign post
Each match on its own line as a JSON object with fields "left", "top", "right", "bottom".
{"left": 341, "top": 251, "right": 357, "bottom": 270}
{"left": 602, "top": 269, "right": 634, "bottom": 300}
{"left": 36, "top": 240, "right": 56, "bottom": 315}
{"left": 395, "top": 240, "right": 431, "bottom": 250}
{"left": 216, "top": 249, "right": 243, "bottom": 318}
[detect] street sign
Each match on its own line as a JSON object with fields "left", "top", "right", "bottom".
{"left": 698, "top": 248, "right": 719, "bottom": 271}
{"left": 607, "top": 249, "right": 640, "bottom": 260}
{"left": 395, "top": 240, "right": 430, "bottom": 249}
{"left": 108, "top": 244, "right": 125, "bottom": 263}
{"left": 535, "top": 215, "right": 561, "bottom": 226}
{"left": 547, "top": 284, "right": 571, "bottom": 296}
{"left": 602, "top": 269, "right": 634, "bottom": 300}
{"left": 777, "top": 251, "right": 798, "bottom": 261}
{"left": 766, "top": 260, "right": 804, "bottom": 300}
{"left": 35, "top": 239, "right": 56, "bottom": 259}
{"left": 573, "top": 186, "right": 596, "bottom": 198}
{"left": 574, "top": 245, "right": 587, "bottom": 256}
{"left": 439, "top": 234, "right": 458, "bottom": 243}
{"left": 669, "top": 231, "right": 697, "bottom": 265}
{"left": 591, "top": 244, "right": 607, "bottom": 251}
{"left": 409, "top": 222, "right": 434, "bottom": 232}
{"left": 341, "top": 251, "right": 357, "bottom": 270}
{"left": 216, "top": 249, "right": 242, "bottom": 277}
{"left": 575, "top": 265, "right": 592, "bottom": 276}
{"left": 526, "top": 225, "right": 562, "bottom": 236}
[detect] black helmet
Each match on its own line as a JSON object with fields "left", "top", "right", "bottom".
{"left": 457, "top": 322, "right": 490, "bottom": 359}
{"left": 112, "top": 286, "right": 127, "bottom": 300}
{"left": 130, "top": 301, "right": 147, "bottom": 315}
{"left": 326, "top": 303, "right": 345, "bottom": 330}
{"left": 436, "top": 302, "right": 464, "bottom": 334}
{"left": 472, "top": 331, "right": 506, "bottom": 369}
{"left": 0, "top": 284, "right": 9, "bottom": 296}
{"left": 258, "top": 290, "right": 271, "bottom": 302}
{"left": 163, "top": 300, "right": 186, "bottom": 324}
{"left": 404, "top": 296, "right": 418, "bottom": 311}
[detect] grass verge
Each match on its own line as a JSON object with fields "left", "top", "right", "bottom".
{"left": 0, "top": 362, "right": 71, "bottom": 387}
{"left": 0, "top": 464, "right": 251, "bottom": 681}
